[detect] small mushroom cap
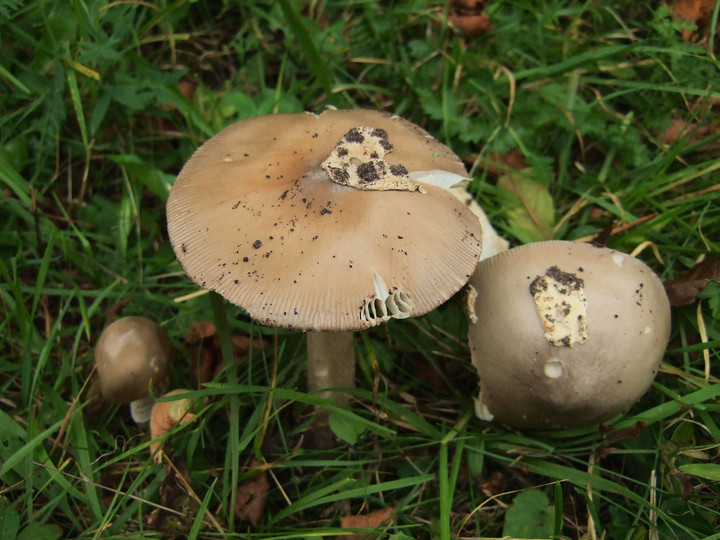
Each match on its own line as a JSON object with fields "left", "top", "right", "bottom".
{"left": 95, "top": 316, "right": 173, "bottom": 403}
{"left": 167, "top": 109, "right": 483, "bottom": 331}
{"left": 468, "top": 241, "right": 671, "bottom": 430}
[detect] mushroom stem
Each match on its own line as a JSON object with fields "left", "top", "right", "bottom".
{"left": 130, "top": 394, "right": 156, "bottom": 424}
{"left": 129, "top": 377, "right": 169, "bottom": 424}
{"left": 306, "top": 331, "right": 355, "bottom": 404}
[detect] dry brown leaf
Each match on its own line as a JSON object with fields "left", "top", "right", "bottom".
{"left": 677, "top": 472, "right": 696, "bottom": 500}
{"left": 178, "top": 79, "right": 195, "bottom": 100}
{"left": 186, "top": 321, "right": 264, "bottom": 387}
{"left": 339, "top": 507, "right": 396, "bottom": 540}
{"left": 475, "top": 470, "right": 506, "bottom": 497}
{"left": 235, "top": 459, "right": 270, "bottom": 526}
{"left": 467, "top": 150, "right": 528, "bottom": 176}
{"left": 664, "top": 255, "right": 720, "bottom": 306}
{"left": 658, "top": 116, "right": 718, "bottom": 155}
{"left": 149, "top": 390, "right": 196, "bottom": 464}
{"left": 601, "top": 420, "right": 648, "bottom": 442}
{"left": 104, "top": 298, "right": 130, "bottom": 325}
{"left": 412, "top": 356, "right": 462, "bottom": 393}
{"left": 186, "top": 320, "right": 217, "bottom": 343}
{"left": 187, "top": 321, "right": 219, "bottom": 386}
{"left": 449, "top": 0, "right": 492, "bottom": 37}
{"left": 670, "top": 0, "right": 716, "bottom": 40}
{"left": 448, "top": 13, "right": 492, "bottom": 37}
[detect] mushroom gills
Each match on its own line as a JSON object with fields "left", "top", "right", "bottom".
{"left": 359, "top": 270, "right": 413, "bottom": 323}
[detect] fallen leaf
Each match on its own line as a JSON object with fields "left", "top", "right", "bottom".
{"left": 412, "top": 357, "right": 451, "bottom": 392}
{"left": 475, "top": 470, "right": 506, "bottom": 496}
{"left": 339, "top": 507, "right": 395, "bottom": 540}
{"left": 677, "top": 472, "right": 696, "bottom": 500}
{"left": 235, "top": 459, "right": 270, "bottom": 526}
{"left": 186, "top": 321, "right": 264, "bottom": 387}
{"left": 664, "top": 255, "right": 720, "bottom": 306}
{"left": 186, "top": 320, "right": 217, "bottom": 343}
{"left": 669, "top": 0, "right": 716, "bottom": 40}
{"left": 658, "top": 117, "right": 715, "bottom": 146}
{"left": 178, "top": 79, "right": 195, "bottom": 100}
{"left": 601, "top": 420, "right": 648, "bottom": 442}
{"left": 465, "top": 150, "right": 528, "bottom": 176}
{"left": 150, "top": 389, "right": 197, "bottom": 464}
{"left": 589, "top": 220, "right": 614, "bottom": 248}
{"left": 187, "top": 321, "right": 219, "bottom": 386}
{"left": 104, "top": 298, "right": 130, "bottom": 325}
{"left": 449, "top": 14, "right": 491, "bottom": 37}
{"left": 658, "top": 113, "right": 718, "bottom": 157}
{"left": 498, "top": 171, "right": 555, "bottom": 243}
{"left": 449, "top": 0, "right": 492, "bottom": 37}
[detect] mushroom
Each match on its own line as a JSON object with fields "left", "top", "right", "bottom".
{"left": 95, "top": 316, "right": 173, "bottom": 422}
{"left": 407, "top": 170, "right": 509, "bottom": 259}
{"left": 166, "top": 109, "right": 483, "bottom": 403}
{"left": 467, "top": 240, "right": 671, "bottom": 429}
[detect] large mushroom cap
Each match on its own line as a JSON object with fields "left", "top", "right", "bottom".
{"left": 167, "top": 109, "right": 483, "bottom": 331}
{"left": 468, "top": 241, "right": 671, "bottom": 430}
{"left": 95, "top": 316, "right": 173, "bottom": 403}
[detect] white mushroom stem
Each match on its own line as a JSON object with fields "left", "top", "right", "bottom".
{"left": 130, "top": 395, "right": 156, "bottom": 424}
{"left": 129, "top": 378, "right": 169, "bottom": 423}
{"left": 306, "top": 331, "right": 355, "bottom": 404}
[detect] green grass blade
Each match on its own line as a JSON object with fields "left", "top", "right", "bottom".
{"left": 278, "top": 0, "right": 334, "bottom": 102}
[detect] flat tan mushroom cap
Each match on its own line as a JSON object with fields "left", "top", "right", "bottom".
{"left": 468, "top": 241, "right": 671, "bottom": 429}
{"left": 167, "top": 109, "right": 482, "bottom": 331}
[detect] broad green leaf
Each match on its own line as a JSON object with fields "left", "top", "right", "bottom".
{"left": 502, "top": 490, "right": 554, "bottom": 539}
{"left": 0, "top": 506, "right": 19, "bottom": 540}
{"left": 110, "top": 154, "right": 174, "bottom": 199}
{"left": 0, "top": 138, "right": 29, "bottom": 171}
{"left": 678, "top": 463, "right": 720, "bottom": 481}
{"left": 329, "top": 408, "right": 366, "bottom": 445}
{"left": 0, "top": 410, "right": 28, "bottom": 480}
{"left": 498, "top": 172, "right": 555, "bottom": 243}
{"left": 17, "top": 523, "right": 63, "bottom": 540}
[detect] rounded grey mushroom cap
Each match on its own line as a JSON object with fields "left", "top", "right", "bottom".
{"left": 468, "top": 241, "right": 671, "bottom": 430}
{"left": 167, "top": 109, "right": 483, "bottom": 332}
{"left": 95, "top": 316, "right": 173, "bottom": 403}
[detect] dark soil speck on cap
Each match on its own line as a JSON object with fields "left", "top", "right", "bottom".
{"left": 546, "top": 266, "right": 584, "bottom": 290}
{"left": 345, "top": 128, "right": 365, "bottom": 143}
{"left": 357, "top": 162, "right": 379, "bottom": 183}
{"left": 329, "top": 168, "right": 350, "bottom": 184}
{"left": 389, "top": 164, "right": 408, "bottom": 176}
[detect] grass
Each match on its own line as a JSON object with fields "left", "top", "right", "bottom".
{"left": 1, "top": 0, "right": 719, "bottom": 538}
